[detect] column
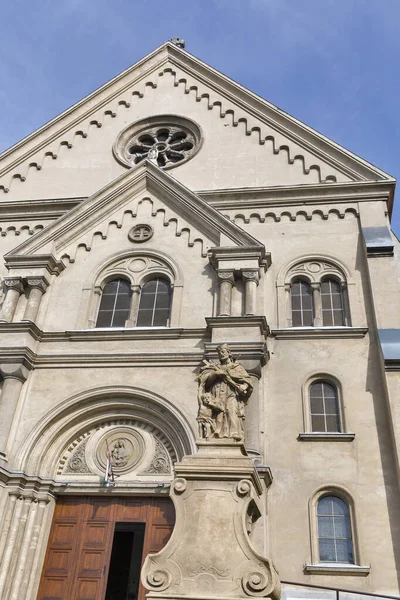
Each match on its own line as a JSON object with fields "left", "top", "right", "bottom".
{"left": 217, "top": 271, "right": 235, "bottom": 316}
{"left": 126, "top": 284, "right": 141, "bottom": 327}
{"left": 1, "top": 278, "right": 24, "bottom": 323}
{"left": 242, "top": 270, "right": 260, "bottom": 316}
{"left": 284, "top": 283, "right": 292, "bottom": 327}
{"left": 23, "top": 277, "right": 49, "bottom": 323}
{"left": 0, "top": 362, "right": 29, "bottom": 460}
{"left": 341, "top": 282, "right": 351, "bottom": 326}
{"left": 311, "top": 282, "right": 322, "bottom": 326}
{"left": 244, "top": 375, "right": 260, "bottom": 456}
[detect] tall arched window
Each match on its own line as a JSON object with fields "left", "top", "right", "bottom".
{"left": 310, "top": 381, "right": 341, "bottom": 432}
{"left": 136, "top": 278, "right": 172, "bottom": 327}
{"left": 321, "top": 279, "right": 345, "bottom": 326}
{"left": 291, "top": 279, "right": 313, "bottom": 327}
{"left": 317, "top": 495, "right": 354, "bottom": 563}
{"left": 96, "top": 279, "right": 132, "bottom": 327}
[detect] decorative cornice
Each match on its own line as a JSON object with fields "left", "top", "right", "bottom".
{"left": 0, "top": 322, "right": 208, "bottom": 343}
{"left": 271, "top": 327, "right": 368, "bottom": 340}
{"left": 0, "top": 466, "right": 59, "bottom": 500}
{"left": 199, "top": 180, "right": 394, "bottom": 215}
{"left": 208, "top": 246, "right": 270, "bottom": 269}
{"left": 0, "top": 197, "right": 84, "bottom": 221}
{"left": 5, "top": 254, "right": 66, "bottom": 276}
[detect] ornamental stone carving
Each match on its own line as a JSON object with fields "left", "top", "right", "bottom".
{"left": 197, "top": 344, "right": 253, "bottom": 442}
{"left": 113, "top": 115, "right": 202, "bottom": 170}
{"left": 128, "top": 224, "right": 154, "bottom": 243}
{"left": 65, "top": 438, "right": 91, "bottom": 474}
{"left": 143, "top": 439, "right": 171, "bottom": 475}
{"left": 141, "top": 441, "right": 281, "bottom": 600}
{"left": 4, "top": 278, "right": 24, "bottom": 293}
{"left": 58, "top": 420, "right": 174, "bottom": 480}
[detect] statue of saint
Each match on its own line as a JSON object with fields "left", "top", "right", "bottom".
{"left": 197, "top": 344, "right": 253, "bottom": 442}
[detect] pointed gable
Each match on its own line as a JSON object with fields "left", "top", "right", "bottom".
{"left": 6, "top": 161, "right": 264, "bottom": 265}
{"left": 0, "top": 43, "right": 394, "bottom": 203}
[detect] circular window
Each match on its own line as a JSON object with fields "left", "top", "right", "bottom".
{"left": 113, "top": 115, "right": 202, "bottom": 170}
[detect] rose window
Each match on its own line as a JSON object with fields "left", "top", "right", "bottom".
{"left": 113, "top": 115, "right": 202, "bottom": 170}
{"left": 128, "top": 127, "right": 195, "bottom": 168}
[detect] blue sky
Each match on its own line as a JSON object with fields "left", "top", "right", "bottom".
{"left": 1, "top": 0, "right": 400, "bottom": 231}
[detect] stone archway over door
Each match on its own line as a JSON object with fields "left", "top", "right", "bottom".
{"left": 36, "top": 496, "right": 175, "bottom": 600}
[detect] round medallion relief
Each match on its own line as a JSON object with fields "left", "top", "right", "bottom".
{"left": 128, "top": 224, "right": 153, "bottom": 244}
{"left": 91, "top": 427, "right": 146, "bottom": 476}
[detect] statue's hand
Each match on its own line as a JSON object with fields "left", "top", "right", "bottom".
{"left": 237, "top": 383, "right": 249, "bottom": 393}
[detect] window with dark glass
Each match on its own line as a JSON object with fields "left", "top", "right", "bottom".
{"left": 291, "top": 279, "right": 313, "bottom": 326}
{"left": 317, "top": 496, "right": 354, "bottom": 563}
{"left": 321, "top": 279, "right": 345, "bottom": 326}
{"left": 310, "top": 381, "right": 341, "bottom": 432}
{"left": 136, "top": 278, "right": 171, "bottom": 327}
{"left": 96, "top": 279, "right": 132, "bottom": 328}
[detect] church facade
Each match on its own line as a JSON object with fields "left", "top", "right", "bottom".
{"left": 0, "top": 41, "right": 399, "bottom": 600}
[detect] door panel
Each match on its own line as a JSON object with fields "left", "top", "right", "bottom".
{"left": 37, "top": 496, "right": 175, "bottom": 600}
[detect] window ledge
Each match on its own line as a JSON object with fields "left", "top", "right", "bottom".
{"left": 271, "top": 327, "right": 368, "bottom": 340}
{"left": 298, "top": 433, "right": 355, "bottom": 442}
{"left": 304, "top": 563, "right": 370, "bottom": 576}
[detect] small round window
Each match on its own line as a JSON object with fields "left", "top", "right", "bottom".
{"left": 113, "top": 115, "right": 202, "bottom": 170}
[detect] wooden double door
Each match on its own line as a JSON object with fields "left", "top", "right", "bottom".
{"left": 37, "top": 496, "right": 175, "bottom": 600}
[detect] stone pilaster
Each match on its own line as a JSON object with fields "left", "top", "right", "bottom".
{"left": 0, "top": 483, "right": 54, "bottom": 600}
{"left": 217, "top": 271, "right": 235, "bottom": 317}
{"left": 0, "top": 362, "right": 30, "bottom": 460}
{"left": 311, "top": 282, "right": 322, "bottom": 326}
{"left": 23, "top": 277, "right": 49, "bottom": 323}
{"left": 1, "top": 278, "right": 24, "bottom": 323}
{"left": 126, "top": 284, "right": 141, "bottom": 327}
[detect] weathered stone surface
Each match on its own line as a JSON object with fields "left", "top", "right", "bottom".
{"left": 141, "top": 442, "right": 280, "bottom": 600}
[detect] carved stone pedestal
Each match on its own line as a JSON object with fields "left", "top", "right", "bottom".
{"left": 141, "top": 441, "right": 280, "bottom": 600}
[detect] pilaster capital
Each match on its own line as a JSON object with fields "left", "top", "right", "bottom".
{"left": 0, "top": 361, "right": 31, "bottom": 382}
{"left": 310, "top": 281, "right": 321, "bottom": 291}
{"left": 4, "top": 278, "right": 24, "bottom": 294}
{"left": 242, "top": 270, "right": 260, "bottom": 285}
{"left": 217, "top": 271, "right": 235, "bottom": 285}
{"left": 25, "top": 276, "right": 49, "bottom": 293}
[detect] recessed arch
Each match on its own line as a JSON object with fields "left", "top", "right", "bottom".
{"left": 16, "top": 385, "right": 196, "bottom": 478}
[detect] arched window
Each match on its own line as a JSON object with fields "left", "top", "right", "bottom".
{"left": 310, "top": 381, "right": 341, "bottom": 432}
{"left": 317, "top": 495, "right": 354, "bottom": 563}
{"left": 136, "top": 278, "right": 172, "bottom": 327}
{"left": 96, "top": 279, "right": 132, "bottom": 328}
{"left": 291, "top": 279, "right": 313, "bottom": 327}
{"left": 321, "top": 279, "right": 345, "bottom": 326}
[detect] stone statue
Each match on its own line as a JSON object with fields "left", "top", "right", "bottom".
{"left": 197, "top": 344, "right": 253, "bottom": 441}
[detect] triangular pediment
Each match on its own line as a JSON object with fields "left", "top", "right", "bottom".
{"left": 0, "top": 42, "right": 394, "bottom": 204}
{"left": 6, "top": 161, "right": 263, "bottom": 263}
